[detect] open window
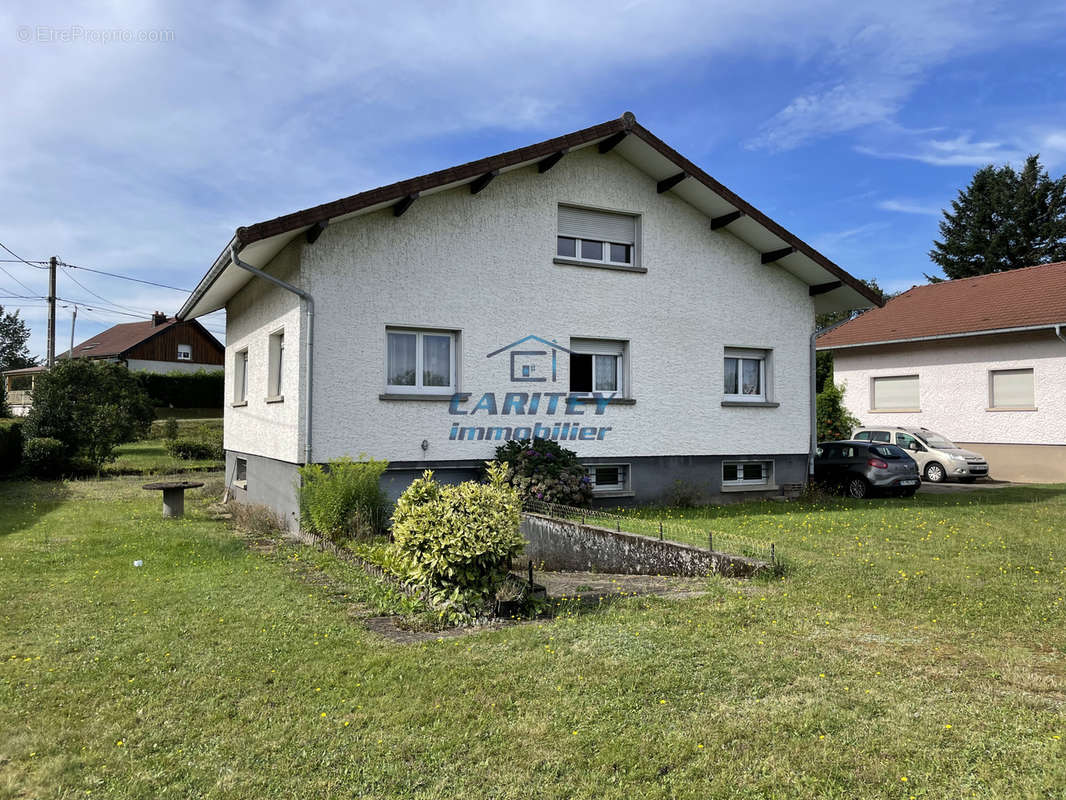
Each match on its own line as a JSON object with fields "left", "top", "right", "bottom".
{"left": 569, "top": 338, "right": 627, "bottom": 396}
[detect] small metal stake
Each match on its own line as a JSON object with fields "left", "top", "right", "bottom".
{"left": 708, "top": 532, "right": 713, "bottom": 552}
{"left": 658, "top": 521, "right": 663, "bottom": 541}
{"left": 528, "top": 559, "right": 534, "bottom": 591}
{"left": 770, "top": 543, "right": 776, "bottom": 565}
{"left": 616, "top": 520, "right": 621, "bottom": 532}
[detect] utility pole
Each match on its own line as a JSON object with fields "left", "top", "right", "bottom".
{"left": 68, "top": 305, "right": 77, "bottom": 359}
{"left": 47, "top": 256, "right": 57, "bottom": 367}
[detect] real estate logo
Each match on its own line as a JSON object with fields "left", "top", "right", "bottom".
{"left": 446, "top": 334, "right": 615, "bottom": 444}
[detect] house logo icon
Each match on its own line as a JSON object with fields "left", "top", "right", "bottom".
{"left": 486, "top": 335, "right": 571, "bottom": 383}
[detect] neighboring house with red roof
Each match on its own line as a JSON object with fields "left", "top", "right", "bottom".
{"left": 2, "top": 312, "right": 223, "bottom": 416}
{"left": 817, "top": 262, "right": 1066, "bottom": 482}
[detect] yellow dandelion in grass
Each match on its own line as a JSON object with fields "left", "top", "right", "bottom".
{"left": 116, "top": 740, "right": 124, "bottom": 747}
{"left": 944, "top": 724, "right": 952, "bottom": 729}
{"left": 320, "top": 712, "right": 327, "bottom": 717}
{"left": 344, "top": 721, "right": 350, "bottom": 727}
{"left": 900, "top": 776, "right": 908, "bottom": 782}
{"left": 697, "top": 744, "right": 704, "bottom": 749}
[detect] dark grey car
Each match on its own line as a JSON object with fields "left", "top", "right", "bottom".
{"left": 814, "top": 440, "right": 921, "bottom": 499}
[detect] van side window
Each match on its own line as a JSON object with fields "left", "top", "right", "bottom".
{"left": 896, "top": 432, "right": 921, "bottom": 450}
{"left": 854, "top": 431, "right": 870, "bottom": 441}
{"left": 870, "top": 431, "right": 891, "bottom": 443}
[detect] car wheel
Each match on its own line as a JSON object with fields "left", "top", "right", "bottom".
{"left": 846, "top": 477, "right": 869, "bottom": 499}
{"left": 924, "top": 462, "right": 946, "bottom": 483}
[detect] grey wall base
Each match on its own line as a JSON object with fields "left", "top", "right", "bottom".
{"left": 225, "top": 450, "right": 301, "bottom": 531}
{"left": 224, "top": 451, "right": 810, "bottom": 531}
{"left": 520, "top": 513, "right": 768, "bottom": 578}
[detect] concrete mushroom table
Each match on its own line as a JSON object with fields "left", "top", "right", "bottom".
{"left": 142, "top": 481, "right": 204, "bottom": 519}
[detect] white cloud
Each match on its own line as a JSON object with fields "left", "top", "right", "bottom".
{"left": 877, "top": 199, "right": 943, "bottom": 216}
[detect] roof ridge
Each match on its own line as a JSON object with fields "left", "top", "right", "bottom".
{"left": 923, "top": 259, "right": 1066, "bottom": 287}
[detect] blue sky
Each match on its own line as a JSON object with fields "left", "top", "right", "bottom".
{"left": 2, "top": 0, "right": 1066, "bottom": 359}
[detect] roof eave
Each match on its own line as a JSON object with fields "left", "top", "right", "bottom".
{"left": 817, "top": 322, "right": 1066, "bottom": 350}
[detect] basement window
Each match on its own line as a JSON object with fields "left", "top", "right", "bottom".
{"left": 586, "top": 463, "right": 631, "bottom": 495}
{"left": 722, "top": 461, "right": 772, "bottom": 488}
{"left": 234, "top": 457, "right": 247, "bottom": 489}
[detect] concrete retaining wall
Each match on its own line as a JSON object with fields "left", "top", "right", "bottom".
{"left": 520, "top": 513, "right": 768, "bottom": 578}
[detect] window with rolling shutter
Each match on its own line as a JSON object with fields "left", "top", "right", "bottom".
{"left": 989, "top": 368, "right": 1035, "bottom": 409}
{"left": 871, "top": 375, "right": 920, "bottom": 411}
{"left": 557, "top": 205, "right": 638, "bottom": 267}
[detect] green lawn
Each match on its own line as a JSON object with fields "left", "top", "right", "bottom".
{"left": 102, "top": 437, "right": 223, "bottom": 476}
{"left": 1, "top": 478, "right": 1063, "bottom": 798}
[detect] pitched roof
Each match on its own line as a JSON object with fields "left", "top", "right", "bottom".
{"left": 61, "top": 317, "right": 180, "bottom": 358}
{"left": 817, "top": 261, "right": 1066, "bottom": 349}
{"left": 178, "top": 112, "right": 883, "bottom": 320}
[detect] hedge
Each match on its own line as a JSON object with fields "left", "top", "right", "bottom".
{"left": 0, "top": 421, "right": 22, "bottom": 475}
{"left": 134, "top": 370, "right": 224, "bottom": 409}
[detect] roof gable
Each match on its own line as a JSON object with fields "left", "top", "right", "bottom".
{"left": 178, "top": 112, "right": 883, "bottom": 320}
{"left": 817, "top": 261, "right": 1066, "bottom": 349}
{"left": 62, "top": 317, "right": 223, "bottom": 359}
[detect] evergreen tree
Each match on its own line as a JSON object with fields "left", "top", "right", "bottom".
{"left": 0, "top": 305, "right": 36, "bottom": 373}
{"left": 929, "top": 155, "right": 1066, "bottom": 279}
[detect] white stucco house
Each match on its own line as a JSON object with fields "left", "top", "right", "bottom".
{"left": 818, "top": 262, "right": 1066, "bottom": 483}
{"left": 177, "top": 112, "right": 880, "bottom": 528}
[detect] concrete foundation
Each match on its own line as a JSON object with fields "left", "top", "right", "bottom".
{"left": 520, "top": 513, "right": 768, "bottom": 578}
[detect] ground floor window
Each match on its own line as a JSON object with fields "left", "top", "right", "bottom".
{"left": 586, "top": 463, "right": 630, "bottom": 494}
{"left": 234, "top": 457, "right": 247, "bottom": 487}
{"left": 722, "top": 460, "right": 772, "bottom": 487}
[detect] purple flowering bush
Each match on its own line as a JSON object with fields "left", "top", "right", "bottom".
{"left": 493, "top": 438, "right": 593, "bottom": 507}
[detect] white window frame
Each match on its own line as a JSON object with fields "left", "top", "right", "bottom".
{"left": 267, "top": 329, "right": 284, "bottom": 400}
{"left": 585, "top": 463, "right": 631, "bottom": 495}
{"left": 988, "top": 368, "right": 1035, "bottom": 410}
{"left": 385, "top": 327, "right": 458, "bottom": 395}
{"left": 721, "top": 460, "right": 772, "bottom": 488}
{"left": 233, "top": 348, "right": 248, "bottom": 405}
{"left": 724, "top": 348, "right": 768, "bottom": 402}
{"left": 234, "top": 456, "right": 247, "bottom": 489}
{"left": 569, "top": 338, "right": 628, "bottom": 397}
{"left": 176, "top": 343, "right": 192, "bottom": 361}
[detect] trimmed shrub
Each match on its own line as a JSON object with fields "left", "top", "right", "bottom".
{"left": 297, "top": 457, "right": 390, "bottom": 543}
{"left": 134, "top": 370, "right": 224, "bottom": 409}
{"left": 494, "top": 438, "right": 593, "bottom": 506}
{"left": 0, "top": 421, "right": 23, "bottom": 475}
{"left": 817, "top": 382, "right": 862, "bottom": 442}
{"left": 165, "top": 435, "right": 223, "bottom": 460}
{"left": 22, "top": 437, "right": 67, "bottom": 478}
{"left": 391, "top": 462, "right": 524, "bottom": 623}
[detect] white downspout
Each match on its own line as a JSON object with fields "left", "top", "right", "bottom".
{"left": 229, "top": 244, "right": 315, "bottom": 465}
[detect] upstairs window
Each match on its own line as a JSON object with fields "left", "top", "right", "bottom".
{"left": 386, "top": 328, "right": 457, "bottom": 394}
{"left": 569, "top": 338, "right": 627, "bottom": 396}
{"left": 177, "top": 343, "right": 192, "bottom": 361}
{"left": 557, "top": 206, "right": 637, "bottom": 267}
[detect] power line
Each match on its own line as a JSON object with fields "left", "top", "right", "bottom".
{"left": 58, "top": 260, "right": 191, "bottom": 293}
{"left": 60, "top": 265, "right": 157, "bottom": 317}
{"left": 0, "top": 265, "right": 37, "bottom": 295}
{"left": 0, "top": 240, "right": 47, "bottom": 269}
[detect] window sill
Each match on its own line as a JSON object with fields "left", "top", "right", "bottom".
{"left": 867, "top": 408, "right": 920, "bottom": 413}
{"left": 379, "top": 393, "right": 455, "bottom": 402}
{"left": 571, "top": 396, "right": 636, "bottom": 405}
{"left": 591, "top": 489, "right": 635, "bottom": 499}
{"left": 266, "top": 395, "right": 284, "bottom": 404}
{"left": 231, "top": 401, "right": 248, "bottom": 408}
{"left": 231, "top": 480, "right": 247, "bottom": 490}
{"left": 721, "top": 400, "right": 779, "bottom": 408}
{"left": 721, "top": 483, "right": 777, "bottom": 493}
{"left": 553, "top": 257, "right": 647, "bottom": 274}
{"left": 986, "top": 406, "right": 1037, "bottom": 412}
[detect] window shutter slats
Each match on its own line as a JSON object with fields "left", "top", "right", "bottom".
{"left": 872, "top": 375, "right": 919, "bottom": 410}
{"left": 991, "top": 369, "right": 1034, "bottom": 408}
{"left": 558, "top": 206, "right": 635, "bottom": 244}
